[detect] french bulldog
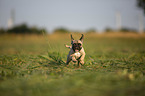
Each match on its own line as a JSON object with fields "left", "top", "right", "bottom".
{"left": 65, "top": 34, "right": 85, "bottom": 67}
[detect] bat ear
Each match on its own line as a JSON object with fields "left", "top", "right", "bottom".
{"left": 71, "top": 34, "right": 74, "bottom": 41}
{"left": 79, "top": 34, "right": 84, "bottom": 43}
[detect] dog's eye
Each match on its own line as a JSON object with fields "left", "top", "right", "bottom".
{"left": 73, "top": 43, "right": 77, "bottom": 45}
{"left": 78, "top": 43, "right": 81, "bottom": 46}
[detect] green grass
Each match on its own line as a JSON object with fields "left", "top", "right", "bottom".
{"left": 0, "top": 33, "right": 145, "bottom": 96}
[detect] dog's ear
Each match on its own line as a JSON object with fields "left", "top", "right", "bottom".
{"left": 71, "top": 34, "right": 74, "bottom": 41}
{"left": 79, "top": 34, "right": 84, "bottom": 43}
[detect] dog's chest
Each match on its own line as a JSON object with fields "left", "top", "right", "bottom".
{"left": 74, "top": 52, "right": 81, "bottom": 59}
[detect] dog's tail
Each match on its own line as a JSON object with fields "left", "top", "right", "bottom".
{"left": 65, "top": 44, "right": 72, "bottom": 49}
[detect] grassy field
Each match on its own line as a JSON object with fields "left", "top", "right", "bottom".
{"left": 0, "top": 33, "right": 145, "bottom": 96}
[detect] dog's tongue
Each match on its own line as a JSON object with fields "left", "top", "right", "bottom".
{"left": 75, "top": 49, "right": 79, "bottom": 52}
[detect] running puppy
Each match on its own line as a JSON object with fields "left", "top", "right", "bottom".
{"left": 66, "top": 34, "right": 85, "bottom": 67}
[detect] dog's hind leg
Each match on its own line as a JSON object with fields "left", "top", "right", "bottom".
{"left": 66, "top": 55, "right": 71, "bottom": 65}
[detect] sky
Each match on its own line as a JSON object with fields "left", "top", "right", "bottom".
{"left": 0, "top": 0, "right": 144, "bottom": 32}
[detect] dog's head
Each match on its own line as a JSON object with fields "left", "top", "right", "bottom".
{"left": 71, "top": 34, "right": 84, "bottom": 52}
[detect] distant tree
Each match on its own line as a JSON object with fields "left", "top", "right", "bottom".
{"left": 137, "top": 0, "right": 145, "bottom": 14}
{"left": 86, "top": 28, "right": 97, "bottom": 33}
{"left": 0, "top": 28, "right": 6, "bottom": 34}
{"left": 30, "top": 27, "right": 47, "bottom": 34}
{"left": 120, "top": 28, "right": 130, "bottom": 32}
{"left": 8, "top": 24, "right": 30, "bottom": 34}
{"left": 39, "top": 28, "right": 47, "bottom": 34}
{"left": 7, "top": 23, "right": 47, "bottom": 34}
{"left": 53, "top": 27, "right": 69, "bottom": 34}
{"left": 105, "top": 27, "right": 114, "bottom": 32}
{"left": 119, "top": 28, "right": 137, "bottom": 33}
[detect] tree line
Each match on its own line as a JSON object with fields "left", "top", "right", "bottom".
{"left": 0, "top": 24, "right": 143, "bottom": 34}
{"left": 0, "top": 23, "right": 47, "bottom": 34}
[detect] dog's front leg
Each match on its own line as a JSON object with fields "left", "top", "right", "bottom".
{"left": 70, "top": 54, "right": 77, "bottom": 63}
{"left": 79, "top": 53, "right": 85, "bottom": 65}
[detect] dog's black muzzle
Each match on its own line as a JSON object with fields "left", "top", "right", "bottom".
{"left": 72, "top": 43, "right": 82, "bottom": 52}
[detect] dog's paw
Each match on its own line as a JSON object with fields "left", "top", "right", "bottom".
{"left": 80, "top": 60, "right": 84, "bottom": 65}
{"left": 72, "top": 59, "right": 77, "bottom": 63}
{"left": 65, "top": 44, "right": 71, "bottom": 49}
{"left": 72, "top": 57, "right": 77, "bottom": 63}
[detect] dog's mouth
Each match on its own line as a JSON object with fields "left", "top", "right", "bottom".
{"left": 74, "top": 48, "right": 79, "bottom": 52}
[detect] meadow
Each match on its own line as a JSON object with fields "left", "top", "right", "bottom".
{"left": 0, "top": 32, "right": 145, "bottom": 96}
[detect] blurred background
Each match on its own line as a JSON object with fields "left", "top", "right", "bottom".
{"left": 0, "top": 0, "right": 145, "bottom": 34}
{"left": 0, "top": 1, "right": 145, "bottom": 96}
